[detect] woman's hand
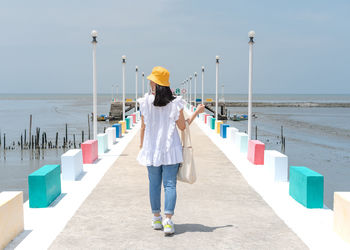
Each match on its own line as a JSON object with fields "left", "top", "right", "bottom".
{"left": 196, "top": 104, "right": 205, "bottom": 114}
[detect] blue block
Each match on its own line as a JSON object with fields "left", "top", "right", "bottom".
{"left": 112, "top": 123, "right": 122, "bottom": 138}
{"left": 28, "top": 165, "right": 61, "bottom": 208}
{"left": 289, "top": 166, "right": 324, "bottom": 208}
{"left": 220, "top": 124, "right": 230, "bottom": 138}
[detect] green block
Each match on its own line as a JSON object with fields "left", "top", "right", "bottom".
{"left": 126, "top": 117, "right": 131, "bottom": 130}
{"left": 289, "top": 166, "right": 324, "bottom": 208}
{"left": 28, "top": 165, "right": 61, "bottom": 208}
{"left": 210, "top": 118, "right": 216, "bottom": 130}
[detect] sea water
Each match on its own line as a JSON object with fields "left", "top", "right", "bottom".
{"left": 0, "top": 93, "right": 349, "bottom": 208}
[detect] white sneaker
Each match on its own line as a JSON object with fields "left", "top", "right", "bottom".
{"left": 152, "top": 216, "right": 163, "bottom": 230}
{"left": 162, "top": 218, "right": 175, "bottom": 235}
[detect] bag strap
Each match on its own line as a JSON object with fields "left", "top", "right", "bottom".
{"left": 183, "top": 120, "right": 192, "bottom": 147}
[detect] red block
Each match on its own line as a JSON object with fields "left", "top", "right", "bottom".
{"left": 130, "top": 114, "right": 136, "bottom": 123}
{"left": 204, "top": 114, "right": 210, "bottom": 124}
{"left": 247, "top": 140, "right": 265, "bottom": 165}
{"left": 81, "top": 140, "right": 98, "bottom": 164}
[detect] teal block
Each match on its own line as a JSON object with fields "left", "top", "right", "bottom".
{"left": 289, "top": 166, "right": 324, "bottom": 208}
{"left": 207, "top": 117, "right": 213, "bottom": 128}
{"left": 97, "top": 133, "right": 108, "bottom": 154}
{"left": 28, "top": 165, "right": 61, "bottom": 208}
{"left": 210, "top": 118, "right": 216, "bottom": 130}
{"left": 126, "top": 117, "right": 131, "bottom": 130}
{"left": 236, "top": 132, "right": 248, "bottom": 153}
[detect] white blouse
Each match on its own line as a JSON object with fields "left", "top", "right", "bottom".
{"left": 137, "top": 93, "right": 184, "bottom": 167}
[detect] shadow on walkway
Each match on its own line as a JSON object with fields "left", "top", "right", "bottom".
{"left": 175, "top": 224, "right": 235, "bottom": 235}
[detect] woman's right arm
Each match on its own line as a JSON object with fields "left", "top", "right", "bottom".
{"left": 176, "top": 104, "right": 205, "bottom": 130}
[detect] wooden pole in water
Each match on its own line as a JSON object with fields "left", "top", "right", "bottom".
{"left": 73, "top": 134, "right": 76, "bottom": 148}
{"left": 3, "top": 133, "right": 5, "bottom": 150}
{"left": 91, "top": 30, "right": 98, "bottom": 140}
{"left": 248, "top": 30, "right": 255, "bottom": 140}
{"left": 65, "top": 124, "right": 68, "bottom": 147}
{"left": 255, "top": 126, "right": 258, "bottom": 140}
{"left": 55, "top": 132, "right": 58, "bottom": 148}
{"left": 29, "top": 114, "right": 32, "bottom": 149}
{"left": 215, "top": 56, "right": 219, "bottom": 121}
{"left": 88, "top": 114, "right": 91, "bottom": 140}
{"left": 82, "top": 130, "right": 84, "bottom": 143}
{"left": 201, "top": 66, "right": 204, "bottom": 105}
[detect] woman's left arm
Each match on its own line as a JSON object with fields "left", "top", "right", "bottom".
{"left": 140, "top": 115, "right": 145, "bottom": 149}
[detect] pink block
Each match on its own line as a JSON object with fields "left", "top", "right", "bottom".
{"left": 81, "top": 140, "right": 98, "bottom": 164}
{"left": 204, "top": 114, "right": 210, "bottom": 124}
{"left": 130, "top": 114, "right": 136, "bottom": 123}
{"left": 247, "top": 140, "right": 265, "bottom": 165}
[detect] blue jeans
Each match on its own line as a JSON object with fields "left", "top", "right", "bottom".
{"left": 147, "top": 163, "right": 180, "bottom": 215}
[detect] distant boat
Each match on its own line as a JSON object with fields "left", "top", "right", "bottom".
{"left": 229, "top": 114, "right": 256, "bottom": 121}
{"left": 97, "top": 114, "right": 108, "bottom": 121}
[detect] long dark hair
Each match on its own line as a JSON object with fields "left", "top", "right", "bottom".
{"left": 153, "top": 84, "right": 176, "bottom": 107}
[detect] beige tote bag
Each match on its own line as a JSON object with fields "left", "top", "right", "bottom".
{"left": 177, "top": 121, "right": 196, "bottom": 184}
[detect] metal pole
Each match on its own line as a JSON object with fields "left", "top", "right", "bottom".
{"left": 122, "top": 55, "right": 126, "bottom": 121}
{"left": 194, "top": 72, "right": 197, "bottom": 107}
{"left": 142, "top": 72, "right": 145, "bottom": 96}
{"left": 201, "top": 66, "right": 204, "bottom": 105}
{"left": 215, "top": 56, "right": 219, "bottom": 121}
{"left": 135, "top": 66, "right": 138, "bottom": 111}
{"left": 248, "top": 30, "right": 255, "bottom": 140}
{"left": 189, "top": 76, "right": 192, "bottom": 107}
{"left": 91, "top": 30, "right": 98, "bottom": 140}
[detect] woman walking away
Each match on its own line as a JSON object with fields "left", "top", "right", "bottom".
{"left": 137, "top": 66, "right": 204, "bottom": 236}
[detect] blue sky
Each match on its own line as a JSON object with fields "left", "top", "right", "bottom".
{"left": 1, "top": 0, "right": 349, "bottom": 94}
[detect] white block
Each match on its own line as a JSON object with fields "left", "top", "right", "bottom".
{"left": 227, "top": 127, "right": 239, "bottom": 145}
{"left": 105, "top": 127, "right": 116, "bottom": 149}
{"left": 61, "top": 149, "right": 83, "bottom": 181}
{"left": 199, "top": 113, "right": 205, "bottom": 122}
{"left": 264, "top": 150, "right": 288, "bottom": 182}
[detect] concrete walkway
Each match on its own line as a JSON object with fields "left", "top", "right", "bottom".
{"left": 50, "top": 123, "right": 307, "bottom": 250}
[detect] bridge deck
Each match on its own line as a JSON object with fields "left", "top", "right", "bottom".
{"left": 49, "top": 123, "right": 306, "bottom": 249}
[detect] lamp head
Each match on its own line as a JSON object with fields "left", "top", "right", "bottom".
{"left": 194, "top": 72, "right": 197, "bottom": 77}
{"left": 216, "top": 55, "right": 220, "bottom": 63}
{"left": 91, "top": 30, "right": 98, "bottom": 38}
{"left": 248, "top": 30, "right": 256, "bottom": 38}
{"left": 136, "top": 66, "right": 138, "bottom": 72}
{"left": 202, "top": 66, "right": 204, "bottom": 72}
{"left": 122, "top": 55, "right": 126, "bottom": 63}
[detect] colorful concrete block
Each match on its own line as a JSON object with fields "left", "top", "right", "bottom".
{"left": 61, "top": 149, "right": 83, "bottom": 181}
{"left": 210, "top": 118, "right": 216, "bottom": 130}
{"left": 207, "top": 116, "right": 213, "bottom": 128}
{"left": 105, "top": 127, "right": 116, "bottom": 149}
{"left": 220, "top": 124, "right": 230, "bottom": 138}
{"left": 204, "top": 114, "right": 210, "bottom": 124}
{"left": 130, "top": 114, "right": 136, "bottom": 124}
{"left": 215, "top": 121, "right": 223, "bottom": 134}
{"left": 126, "top": 117, "right": 132, "bottom": 130}
{"left": 247, "top": 140, "right": 265, "bottom": 165}
{"left": 334, "top": 192, "right": 350, "bottom": 243}
{"left": 97, "top": 133, "right": 108, "bottom": 154}
{"left": 112, "top": 123, "right": 122, "bottom": 138}
{"left": 235, "top": 132, "right": 248, "bottom": 153}
{"left": 28, "top": 165, "right": 61, "bottom": 208}
{"left": 118, "top": 121, "right": 126, "bottom": 134}
{"left": 264, "top": 150, "right": 288, "bottom": 182}
{"left": 135, "top": 111, "right": 141, "bottom": 121}
{"left": 289, "top": 166, "right": 324, "bottom": 208}
{"left": 227, "top": 127, "right": 239, "bottom": 144}
{"left": 81, "top": 140, "right": 98, "bottom": 164}
{"left": 0, "top": 191, "right": 24, "bottom": 249}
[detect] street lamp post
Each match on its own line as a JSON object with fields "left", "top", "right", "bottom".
{"left": 135, "top": 66, "right": 138, "bottom": 111}
{"left": 91, "top": 30, "right": 98, "bottom": 140}
{"left": 215, "top": 56, "right": 220, "bottom": 121}
{"left": 201, "top": 66, "right": 204, "bottom": 105}
{"left": 142, "top": 72, "right": 145, "bottom": 96}
{"left": 189, "top": 76, "right": 192, "bottom": 107}
{"left": 194, "top": 72, "right": 197, "bottom": 107}
{"left": 122, "top": 55, "right": 126, "bottom": 121}
{"left": 248, "top": 30, "right": 255, "bottom": 140}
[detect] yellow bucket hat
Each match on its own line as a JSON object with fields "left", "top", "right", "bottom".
{"left": 147, "top": 66, "right": 170, "bottom": 87}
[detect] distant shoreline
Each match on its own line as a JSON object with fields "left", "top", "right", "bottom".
{"left": 222, "top": 102, "right": 350, "bottom": 107}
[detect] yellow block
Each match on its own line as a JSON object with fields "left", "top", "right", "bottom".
{"left": 0, "top": 191, "right": 24, "bottom": 249}
{"left": 334, "top": 192, "right": 350, "bottom": 243}
{"left": 118, "top": 121, "right": 126, "bottom": 134}
{"left": 206, "top": 98, "right": 213, "bottom": 102}
{"left": 126, "top": 98, "right": 133, "bottom": 102}
{"left": 216, "top": 121, "right": 223, "bottom": 134}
